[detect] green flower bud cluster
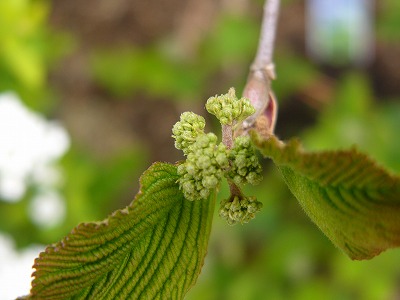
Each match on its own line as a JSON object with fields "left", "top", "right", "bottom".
{"left": 206, "top": 88, "right": 255, "bottom": 125}
{"left": 172, "top": 89, "right": 264, "bottom": 225}
{"left": 219, "top": 195, "right": 263, "bottom": 225}
{"left": 177, "top": 133, "right": 229, "bottom": 201}
{"left": 172, "top": 112, "right": 206, "bottom": 155}
{"left": 227, "top": 136, "right": 263, "bottom": 186}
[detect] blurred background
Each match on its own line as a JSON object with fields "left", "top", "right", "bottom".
{"left": 0, "top": 0, "right": 400, "bottom": 299}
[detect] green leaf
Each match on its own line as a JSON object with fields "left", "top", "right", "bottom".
{"left": 252, "top": 132, "right": 400, "bottom": 260}
{"left": 29, "top": 162, "right": 215, "bottom": 299}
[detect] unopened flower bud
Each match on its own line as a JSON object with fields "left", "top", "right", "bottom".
{"left": 206, "top": 88, "right": 255, "bottom": 125}
{"left": 227, "top": 136, "right": 263, "bottom": 186}
{"left": 219, "top": 195, "right": 263, "bottom": 225}
{"left": 172, "top": 112, "right": 206, "bottom": 155}
{"left": 178, "top": 132, "right": 228, "bottom": 201}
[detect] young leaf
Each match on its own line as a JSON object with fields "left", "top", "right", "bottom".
{"left": 29, "top": 162, "right": 215, "bottom": 299}
{"left": 251, "top": 132, "right": 400, "bottom": 260}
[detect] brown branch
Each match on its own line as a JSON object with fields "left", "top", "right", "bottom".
{"left": 251, "top": 0, "right": 280, "bottom": 74}
{"left": 241, "top": 0, "right": 280, "bottom": 134}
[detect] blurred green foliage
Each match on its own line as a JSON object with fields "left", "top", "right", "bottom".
{"left": 1, "top": 0, "right": 400, "bottom": 298}
{"left": 303, "top": 72, "right": 400, "bottom": 173}
{"left": 90, "top": 15, "right": 258, "bottom": 100}
{"left": 91, "top": 47, "right": 203, "bottom": 99}
{"left": 273, "top": 51, "right": 319, "bottom": 100}
{"left": 0, "top": 0, "right": 47, "bottom": 89}
{"left": 0, "top": 0, "right": 72, "bottom": 111}
{"left": 377, "top": 0, "right": 400, "bottom": 41}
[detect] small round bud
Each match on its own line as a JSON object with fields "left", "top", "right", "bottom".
{"left": 197, "top": 155, "right": 211, "bottom": 169}
{"left": 200, "top": 189, "right": 210, "bottom": 200}
{"left": 202, "top": 175, "right": 219, "bottom": 189}
{"left": 185, "top": 162, "right": 196, "bottom": 175}
{"left": 246, "top": 172, "right": 262, "bottom": 185}
{"left": 182, "top": 181, "right": 195, "bottom": 193}
{"left": 177, "top": 164, "right": 185, "bottom": 175}
{"left": 216, "top": 152, "right": 228, "bottom": 167}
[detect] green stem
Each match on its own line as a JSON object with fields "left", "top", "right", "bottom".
{"left": 222, "top": 124, "right": 233, "bottom": 149}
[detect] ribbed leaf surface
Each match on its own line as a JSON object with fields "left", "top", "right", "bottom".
{"left": 29, "top": 162, "right": 215, "bottom": 299}
{"left": 252, "top": 133, "right": 400, "bottom": 260}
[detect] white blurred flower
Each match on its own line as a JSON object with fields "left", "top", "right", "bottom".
{"left": 30, "top": 189, "right": 66, "bottom": 227}
{"left": 0, "top": 234, "right": 43, "bottom": 299}
{"left": 0, "top": 92, "right": 70, "bottom": 203}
